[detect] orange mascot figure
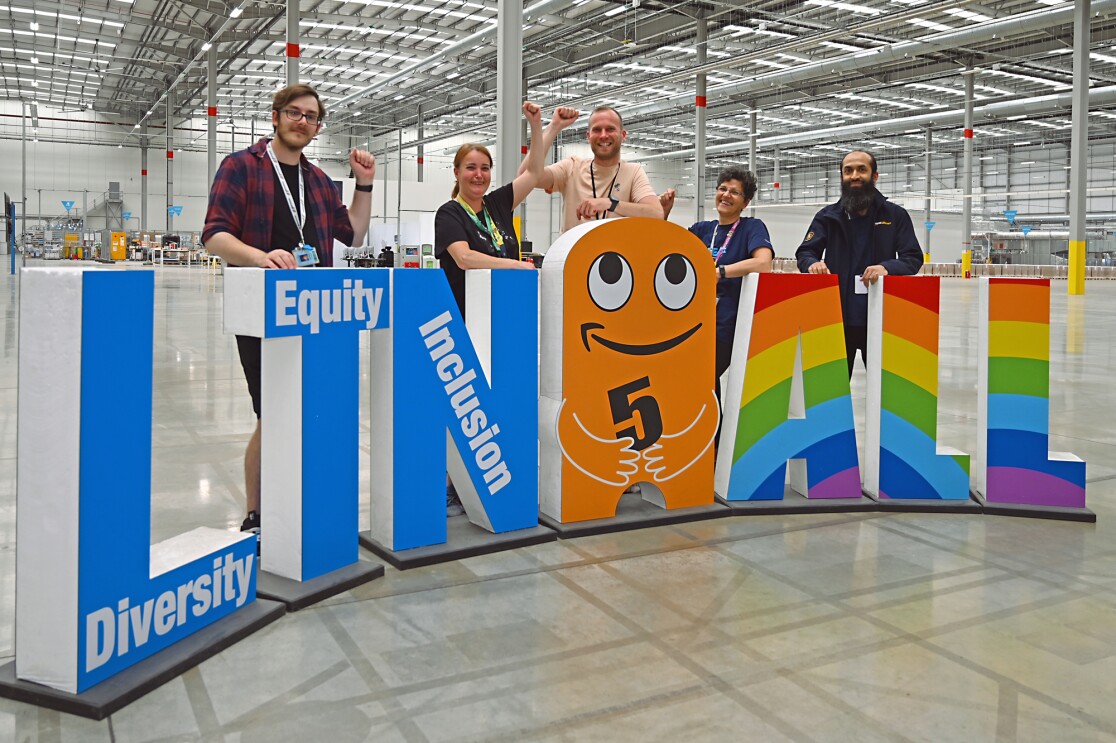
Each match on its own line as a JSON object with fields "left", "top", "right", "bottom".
{"left": 539, "top": 218, "right": 718, "bottom": 524}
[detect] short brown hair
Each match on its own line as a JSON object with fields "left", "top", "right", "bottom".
{"left": 451, "top": 144, "right": 493, "bottom": 198}
{"left": 589, "top": 106, "right": 623, "bottom": 128}
{"left": 272, "top": 84, "right": 325, "bottom": 120}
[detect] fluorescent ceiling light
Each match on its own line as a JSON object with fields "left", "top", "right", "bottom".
{"left": 906, "top": 82, "right": 966, "bottom": 97}
{"left": 202, "top": 42, "right": 212, "bottom": 50}
{"left": 805, "top": 0, "right": 881, "bottom": 15}
{"left": 820, "top": 41, "right": 863, "bottom": 52}
{"left": 1091, "top": 52, "right": 1116, "bottom": 65}
{"left": 944, "top": 8, "right": 991, "bottom": 22}
{"left": 230, "top": 6, "right": 243, "bottom": 16}
{"left": 908, "top": 18, "right": 953, "bottom": 32}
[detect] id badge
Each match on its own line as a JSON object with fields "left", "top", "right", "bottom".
{"left": 854, "top": 275, "right": 869, "bottom": 295}
{"left": 294, "top": 245, "right": 319, "bottom": 267}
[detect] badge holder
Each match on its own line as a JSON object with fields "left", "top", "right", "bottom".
{"left": 294, "top": 245, "right": 319, "bottom": 267}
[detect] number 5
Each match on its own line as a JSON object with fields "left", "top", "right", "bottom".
{"left": 607, "top": 377, "right": 663, "bottom": 451}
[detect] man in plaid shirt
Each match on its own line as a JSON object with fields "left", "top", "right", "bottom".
{"left": 203, "top": 83, "right": 375, "bottom": 547}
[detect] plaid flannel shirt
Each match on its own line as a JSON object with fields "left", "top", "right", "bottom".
{"left": 203, "top": 137, "right": 354, "bottom": 266}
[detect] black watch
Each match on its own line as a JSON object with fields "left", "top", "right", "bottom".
{"left": 608, "top": 197, "right": 619, "bottom": 212}
{"left": 718, "top": 265, "right": 726, "bottom": 280}
{"left": 354, "top": 183, "right": 373, "bottom": 192}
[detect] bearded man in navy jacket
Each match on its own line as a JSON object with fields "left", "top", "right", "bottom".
{"left": 795, "top": 149, "right": 924, "bottom": 376}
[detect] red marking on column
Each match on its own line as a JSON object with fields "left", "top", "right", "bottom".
{"left": 963, "top": 128, "right": 974, "bottom": 138}
{"left": 773, "top": 182, "right": 780, "bottom": 189}
{"left": 521, "top": 145, "right": 528, "bottom": 155}
{"left": 166, "top": 150, "right": 173, "bottom": 159}
{"left": 208, "top": 106, "right": 217, "bottom": 117}
{"left": 141, "top": 169, "right": 148, "bottom": 176}
{"left": 286, "top": 43, "right": 300, "bottom": 58}
{"left": 696, "top": 96, "right": 707, "bottom": 108}
{"left": 417, "top": 156, "right": 424, "bottom": 165}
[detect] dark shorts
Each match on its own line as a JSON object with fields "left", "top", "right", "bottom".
{"left": 235, "top": 335, "right": 262, "bottom": 418}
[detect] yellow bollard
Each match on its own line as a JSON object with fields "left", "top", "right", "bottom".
{"left": 961, "top": 250, "right": 972, "bottom": 279}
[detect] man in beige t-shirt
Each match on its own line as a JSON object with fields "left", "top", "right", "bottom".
{"left": 522, "top": 106, "right": 663, "bottom": 232}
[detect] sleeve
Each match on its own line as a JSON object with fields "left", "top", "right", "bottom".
{"left": 879, "top": 207, "right": 924, "bottom": 276}
{"left": 202, "top": 155, "right": 247, "bottom": 245}
{"left": 332, "top": 181, "right": 355, "bottom": 247}
{"left": 544, "top": 157, "right": 574, "bottom": 195}
{"left": 746, "top": 220, "right": 775, "bottom": 258}
{"left": 490, "top": 182, "right": 515, "bottom": 215}
{"left": 795, "top": 215, "right": 828, "bottom": 273}
{"left": 628, "top": 164, "right": 657, "bottom": 203}
{"left": 434, "top": 202, "right": 469, "bottom": 258}
{"left": 688, "top": 222, "right": 704, "bottom": 240}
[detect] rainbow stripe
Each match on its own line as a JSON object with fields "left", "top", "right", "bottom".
{"left": 726, "top": 274, "right": 860, "bottom": 501}
{"left": 875, "top": 277, "right": 970, "bottom": 499}
{"left": 982, "top": 279, "right": 1085, "bottom": 507}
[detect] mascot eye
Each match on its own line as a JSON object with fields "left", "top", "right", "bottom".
{"left": 654, "top": 253, "right": 696, "bottom": 311}
{"left": 587, "top": 252, "right": 633, "bottom": 311}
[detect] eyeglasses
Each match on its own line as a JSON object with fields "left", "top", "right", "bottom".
{"left": 716, "top": 185, "right": 744, "bottom": 198}
{"left": 277, "top": 109, "right": 323, "bottom": 126}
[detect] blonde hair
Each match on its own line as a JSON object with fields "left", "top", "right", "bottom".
{"left": 451, "top": 143, "right": 493, "bottom": 198}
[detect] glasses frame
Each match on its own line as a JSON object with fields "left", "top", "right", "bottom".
{"left": 276, "top": 108, "right": 324, "bottom": 127}
{"left": 715, "top": 185, "right": 744, "bottom": 198}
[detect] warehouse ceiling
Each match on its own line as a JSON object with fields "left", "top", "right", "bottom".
{"left": 3, "top": 0, "right": 1116, "bottom": 168}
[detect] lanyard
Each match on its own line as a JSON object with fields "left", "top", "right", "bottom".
{"left": 455, "top": 195, "right": 504, "bottom": 250}
{"left": 710, "top": 218, "right": 741, "bottom": 262}
{"left": 589, "top": 162, "right": 620, "bottom": 220}
{"left": 266, "top": 142, "right": 307, "bottom": 247}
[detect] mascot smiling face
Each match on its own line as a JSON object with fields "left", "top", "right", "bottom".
{"left": 541, "top": 218, "right": 718, "bottom": 523}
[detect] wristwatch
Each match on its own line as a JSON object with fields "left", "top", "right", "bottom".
{"left": 354, "top": 183, "right": 374, "bottom": 192}
{"left": 718, "top": 265, "right": 727, "bottom": 280}
{"left": 608, "top": 197, "right": 619, "bottom": 212}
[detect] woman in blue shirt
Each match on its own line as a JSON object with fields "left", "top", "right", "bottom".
{"left": 665, "top": 167, "right": 774, "bottom": 424}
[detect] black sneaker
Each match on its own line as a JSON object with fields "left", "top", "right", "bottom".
{"left": 446, "top": 485, "right": 465, "bottom": 517}
{"left": 240, "top": 510, "right": 261, "bottom": 555}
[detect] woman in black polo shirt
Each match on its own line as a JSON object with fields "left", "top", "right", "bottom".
{"left": 434, "top": 101, "right": 576, "bottom": 515}
{"left": 435, "top": 101, "right": 578, "bottom": 315}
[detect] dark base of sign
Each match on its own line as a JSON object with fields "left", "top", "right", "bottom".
{"left": 0, "top": 598, "right": 285, "bottom": 721}
{"left": 869, "top": 492, "right": 983, "bottom": 514}
{"left": 359, "top": 517, "right": 557, "bottom": 570}
{"left": 539, "top": 497, "right": 729, "bottom": 539}
{"left": 717, "top": 488, "right": 876, "bottom": 515}
{"left": 256, "top": 560, "right": 385, "bottom": 611}
{"left": 973, "top": 493, "right": 1097, "bottom": 523}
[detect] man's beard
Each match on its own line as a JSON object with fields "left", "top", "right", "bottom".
{"left": 839, "top": 178, "right": 877, "bottom": 214}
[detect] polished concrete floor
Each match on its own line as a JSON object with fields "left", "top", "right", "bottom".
{"left": 1, "top": 263, "right": 1115, "bottom": 742}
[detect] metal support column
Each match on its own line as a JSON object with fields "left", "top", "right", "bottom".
{"left": 519, "top": 73, "right": 528, "bottom": 236}
{"left": 924, "top": 127, "right": 932, "bottom": 261}
{"left": 960, "top": 71, "right": 975, "bottom": 274}
{"left": 21, "top": 99, "right": 26, "bottom": 259}
{"left": 416, "top": 104, "right": 424, "bottom": 183}
{"left": 1068, "top": 0, "right": 1090, "bottom": 295}
{"left": 167, "top": 93, "right": 174, "bottom": 233}
{"left": 396, "top": 128, "right": 403, "bottom": 245}
{"left": 695, "top": 10, "right": 707, "bottom": 223}
{"left": 286, "top": 0, "right": 299, "bottom": 85}
{"left": 773, "top": 148, "right": 780, "bottom": 204}
{"left": 141, "top": 123, "right": 148, "bottom": 232}
{"left": 749, "top": 110, "right": 757, "bottom": 217}
{"left": 208, "top": 45, "right": 218, "bottom": 191}
{"left": 495, "top": 0, "right": 523, "bottom": 185}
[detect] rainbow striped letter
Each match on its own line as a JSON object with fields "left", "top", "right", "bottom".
{"left": 975, "top": 278, "right": 1085, "bottom": 508}
{"left": 716, "top": 274, "right": 860, "bottom": 501}
{"left": 864, "top": 276, "right": 970, "bottom": 500}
